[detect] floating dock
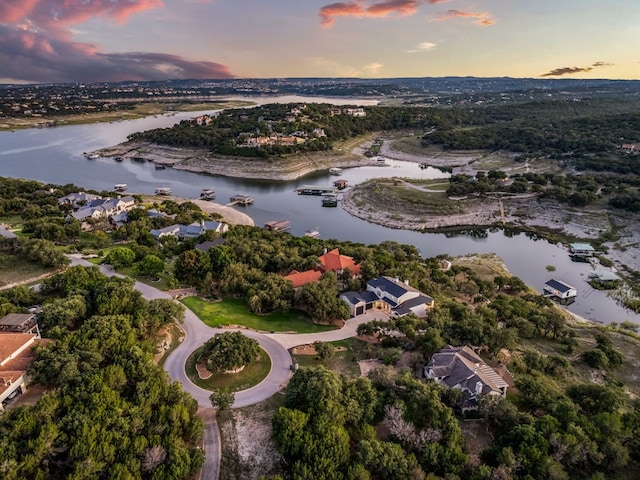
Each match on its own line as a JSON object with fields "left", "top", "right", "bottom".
{"left": 114, "top": 184, "right": 127, "bottom": 192}
{"left": 154, "top": 163, "right": 166, "bottom": 170}
{"left": 265, "top": 220, "right": 291, "bottom": 232}
{"left": 329, "top": 167, "right": 343, "bottom": 175}
{"left": 321, "top": 193, "right": 339, "bottom": 207}
{"left": 333, "top": 179, "right": 348, "bottom": 190}
{"left": 229, "top": 194, "right": 254, "bottom": 206}
{"left": 304, "top": 229, "right": 321, "bottom": 238}
{"left": 295, "top": 185, "right": 337, "bottom": 195}
{"left": 155, "top": 187, "right": 172, "bottom": 195}
{"left": 200, "top": 189, "right": 216, "bottom": 200}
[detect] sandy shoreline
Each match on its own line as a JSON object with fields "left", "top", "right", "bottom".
{"left": 145, "top": 195, "right": 254, "bottom": 227}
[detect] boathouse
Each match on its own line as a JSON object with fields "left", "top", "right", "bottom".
{"left": 543, "top": 279, "right": 577, "bottom": 300}
{"left": 264, "top": 220, "right": 291, "bottom": 232}
{"left": 569, "top": 243, "right": 595, "bottom": 257}
{"left": 333, "top": 179, "right": 348, "bottom": 190}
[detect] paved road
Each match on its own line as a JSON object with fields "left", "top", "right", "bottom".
{"left": 66, "top": 255, "right": 386, "bottom": 480}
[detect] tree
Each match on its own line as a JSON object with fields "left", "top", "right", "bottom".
{"left": 199, "top": 332, "right": 260, "bottom": 373}
{"left": 210, "top": 388, "right": 235, "bottom": 411}
{"left": 136, "top": 254, "right": 165, "bottom": 279}
{"left": 313, "top": 341, "right": 335, "bottom": 361}
{"left": 105, "top": 247, "right": 136, "bottom": 268}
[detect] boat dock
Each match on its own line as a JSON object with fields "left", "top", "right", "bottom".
{"left": 304, "top": 229, "right": 321, "bottom": 238}
{"left": 200, "top": 189, "right": 216, "bottom": 200}
{"left": 295, "top": 185, "right": 337, "bottom": 195}
{"left": 333, "top": 179, "right": 348, "bottom": 190}
{"left": 155, "top": 187, "right": 172, "bottom": 195}
{"left": 114, "top": 184, "right": 127, "bottom": 192}
{"left": 228, "top": 194, "right": 254, "bottom": 206}
{"left": 329, "top": 167, "right": 343, "bottom": 175}
{"left": 321, "top": 193, "right": 339, "bottom": 207}
{"left": 265, "top": 220, "right": 291, "bottom": 232}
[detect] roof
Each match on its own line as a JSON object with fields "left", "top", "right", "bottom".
{"left": 195, "top": 238, "right": 226, "bottom": 252}
{"left": 368, "top": 276, "right": 411, "bottom": 298}
{"left": 393, "top": 294, "right": 434, "bottom": 316}
{"left": 0, "top": 333, "right": 36, "bottom": 365}
{"left": 544, "top": 279, "right": 575, "bottom": 293}
{"left": 0, "top": 314, "right": 34, "bottom": 327}
{"left": 318, "top": 248, "right": 360, "bottom": 274}
{"left": 570, "top": 243, "right": 595, "bottom": 252}
{"left": 427, "top": 346, "right": 508, "bottom": 394}
{"left": 283, "top": 269, "right": 323, "bottom": 289}
{"left": 591, "top": 270, "right": 620, "bottom": 282}
{"left": 341, "top": 291, "right": 379, "bottom": 305}
{"left": 0, "top": 227, "right": 17, "bottom": 239}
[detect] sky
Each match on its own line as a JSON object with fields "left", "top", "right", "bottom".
{"left": 0, "top": 0, "right": 639, "bottom": 84}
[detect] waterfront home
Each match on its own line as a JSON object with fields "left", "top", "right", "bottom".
{"left": 150, "top": 220, "right": 228, "bottom": 241}
{"left": 58, "top": 191, "right": 101, "bottom": 208}
{"left": 424, "top": 346, "right": 508, "bottom": 410}
{"left": 341, "top": 276, "right": 434, "bottom": 318}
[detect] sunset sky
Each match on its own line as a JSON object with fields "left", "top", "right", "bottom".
{"left": 1, "top": 0, "right": 638, "bottom": 83}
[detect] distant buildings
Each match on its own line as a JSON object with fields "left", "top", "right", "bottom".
{"left": 150, "top": 220, "right": 228, "bottom": 241}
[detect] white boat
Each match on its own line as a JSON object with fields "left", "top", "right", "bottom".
{"left": 329, "top": 167, "right": 343, "bottom": 175}
{"left": 304, "top": 229, "right": 321, "bottom": 238}
{"left": 114, "top": 184, "right": 127, "bottom": 192}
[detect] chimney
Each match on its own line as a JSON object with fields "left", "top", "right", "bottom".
{"left": 404, "top": 279, "right": 409, "bottom": 286}
{"left": 323, "top": 248, "right": 327, "bottom": 254}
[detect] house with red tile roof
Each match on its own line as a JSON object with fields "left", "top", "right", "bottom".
{"left": 283, "top": 269, "right": 323, "bottom": 289}
{"left": 318, "top": 248, "right": 361, "bottom": 276}
{"left": 0, "top": 333, "right": 39, "bottom": 411}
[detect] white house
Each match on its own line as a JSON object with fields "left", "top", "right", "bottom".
{"left": 341, "top": 276, "right": 434, "bottom": 318}
{"left": 543, "top": 279, "right": 577, "bottom": 300}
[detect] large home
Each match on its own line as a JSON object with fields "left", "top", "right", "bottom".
{"left": 69, "top": 195, "right": 136, "bottom": 223}
{"left": 424, "top": 346, "right": 508, "bottom": 410}
{"left": 58, "top": 191, "right": 102, "bottom": 208}
{"left": 150, "top": 220, "right": 228, "bottom": 241}
{"left": 0, "top": 313, "right": 40, "bottom": 337}
{"left": 0, "top": 332, "right": 39, "bottom": 411}
{"left": 318, "top": 248, "right": 361, "bottom": 276}
{"left": 283, "top": 248, "right": 360, "bottom": 289}
{"left": 341, "top": 276, "right": 434, "bottom": 318}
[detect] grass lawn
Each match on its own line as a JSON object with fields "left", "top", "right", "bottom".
{"left": 186, "top": 346, "right": 271, "bottom": 392}
{"left": 292, "top": 338, "right": 370, "bottom": 378}
{"left": 182, "top": 296, "right": 337, "bottom": 334}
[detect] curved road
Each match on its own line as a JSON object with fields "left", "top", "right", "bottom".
{"left": 67, "top": 255, "right": 385, "bottom": 480}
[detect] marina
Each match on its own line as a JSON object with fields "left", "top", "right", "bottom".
{"left": 1, "top": 100, "right": 638, "bottom": 325}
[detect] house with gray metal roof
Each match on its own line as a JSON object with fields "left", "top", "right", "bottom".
{"left": 425, "top": 346, "right": 508, "bottom": 410}
{"left": 341, "top": 276, "right": 434, "bottom": 318}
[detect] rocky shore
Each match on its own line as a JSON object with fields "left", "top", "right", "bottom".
{"left": 92, "top": 140, "right": 382, "bottom": 181}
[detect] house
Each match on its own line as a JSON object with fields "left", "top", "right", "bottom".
{"left": 0, "top": 313, "right": 40, "bottom": 337}
{"left": 344, "top": 108, "right": 366, "bottom": 117}
{"left": 543, "top": 279, "right": 577, "bottom": 300}
{"left": 195, "top": 238, "right": 226, "bottom": 252}
{"left": 283, "top": 269, "right": 323, "bottom": 289}
{"left": 58, "top": 191, "right": 101, "bottom": 208}
{"left": 424, "top": 346, "right": 508, "bottom": 410}
{"left": 0, "top": 227, "right": 17, "bottom": 239}
{"left": 150, "top": 220, "right": 228, "bottom": 241}
{"left": 341, "top": 276, "right": 434, "bottom": 318}
{"left": 0, "top": 333, "right": 39, "bottom": 411}
{"left": 621, "top": 143, "right": 640, "bottom": 154}
{"left": 318, "top": 248, "right": 361, "bottom": 276}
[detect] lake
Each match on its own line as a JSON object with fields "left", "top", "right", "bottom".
{"left": 0, "top": 95, "right": 637, "bottom": 325}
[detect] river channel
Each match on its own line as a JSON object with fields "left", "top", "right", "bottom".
{"left": 0, "top": 95, "right": 637, "bottom": 325}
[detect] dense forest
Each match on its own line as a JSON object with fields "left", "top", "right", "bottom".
{"left": 0, "top": 267, "right": 202, "bottom": 479}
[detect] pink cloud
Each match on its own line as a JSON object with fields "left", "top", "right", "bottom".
{"left": 319, "top": 0, "right": 448, "bottom": 27}
{"left": 430, "top": 9, "right": 497, "bottom": 26}
{"left": 0, "top": 0, "right": 234, "bottom": 82}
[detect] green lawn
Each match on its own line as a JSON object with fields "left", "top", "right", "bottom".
{"left": 292, "top": 338, "right": 369, "bottom": 378}
{"left": 182, "top": 296, "right": 337, "bottom": 333}
{"left": 186, "top": 346, "right": 271, "bottom": 392}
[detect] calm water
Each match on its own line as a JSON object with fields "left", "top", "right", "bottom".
{"left": 0, "top": 96, "right": 637, "bottom": 324}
